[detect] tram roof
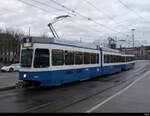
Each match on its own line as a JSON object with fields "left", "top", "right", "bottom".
{"left": 31, "top": 36, "right": 122, "bottom": 53}
{"left": 32, "top": 36, "right": 100, "bottom": 50}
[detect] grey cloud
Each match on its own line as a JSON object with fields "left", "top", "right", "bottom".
{"left": 0, "top": 0, "right": 150, "bottom": 45}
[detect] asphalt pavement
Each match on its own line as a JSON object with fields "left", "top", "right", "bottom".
{"left": 0, "top": 72, "right": 18, "bottom": 90}
{"left": 0, "top": 60, "right": 150, "bottom": 113}
{"left": 87, "top": 69, "right": 150, "bottom": 113}
{"left": 0, "top": 60, "right": 143, "bottom": 91}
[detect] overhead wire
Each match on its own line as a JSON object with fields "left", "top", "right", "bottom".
{"left": 17, "top": 0, "right": 51, "bottom": 14}
{"left": 83, "top": 0, "right": 134, "bottom": 28}
{"left": 17, "top": 0, "right": 132, "bottom": 39}
{"left": 117, "top": 0, "right": 146, "bottom": 20}
{"left": 15, "top": 0, "right": 149, "bottom": 46}
{"left": 30, "top": 0, "right": 65, "bottom": 12}
{"left": 17, "top": 0, "right": 128, "bottom": 37}
{"left": 117, "top": 0, "right": 150, "bottom": 41}
{"left": 49, "top": 0, "right": 128, "bottom": 36}
{"left": 15, "top": 0, "right": 60, "bottom": 31}
{"left": 84, "top": 0, "right": 114, "bottom": 21}
{"left": 20, "top": 0, "right": 106, "bottom": 37}
{"left": 59, "top": 18, "right": 106, "bottom": 38}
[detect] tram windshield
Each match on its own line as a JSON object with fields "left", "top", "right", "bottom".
{"left": 21, "top": 49, "right": 33, "bottom": 68}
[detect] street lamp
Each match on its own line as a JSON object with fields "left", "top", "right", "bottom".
{"left": 48, "top": 15, "right": 71, "bottom": 40}
{"left": 131, "top": 29, "right": 135, "bottom": 48}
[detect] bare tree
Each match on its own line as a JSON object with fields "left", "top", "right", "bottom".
{"left": 0, "top": 28, "right": 24, "bottom": 64}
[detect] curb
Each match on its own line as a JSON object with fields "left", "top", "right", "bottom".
{"left": 0, "top": 85, "right": 16, "bottom": 91}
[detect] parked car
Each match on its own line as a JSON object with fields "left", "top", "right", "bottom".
{"left": 0, "top": 65, "right": 3, "bottom": 70}
{"left": 1, "top": 64, "right": 20, "bottom": 72}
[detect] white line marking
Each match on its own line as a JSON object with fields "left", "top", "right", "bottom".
{"left": 85, "top": 70, "right": 149, "bottom": 113}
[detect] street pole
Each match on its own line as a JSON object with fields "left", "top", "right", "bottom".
{"left": 131, "top": 28, "right": 136, "bottom": 57}
{"left": 80, "top": 37, "right": 82, "bottom": 43}
{"left": 29, "top": 27, "right": 31, "bottom": 37}
{"left": 131, "top": 29, "right": 135, "bottom": 48}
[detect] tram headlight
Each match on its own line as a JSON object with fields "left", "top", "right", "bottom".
{"left": 23, "top": 74, "right": 27, "bottom": 78}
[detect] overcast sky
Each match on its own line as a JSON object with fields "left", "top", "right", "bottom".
{"left": 0, "top": 0, "right": 150, "bottom": 47}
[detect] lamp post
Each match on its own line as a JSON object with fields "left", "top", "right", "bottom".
{"left": 131, "top": 29, "right": 135, "bottom": 48}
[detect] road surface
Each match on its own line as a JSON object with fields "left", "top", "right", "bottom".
{"left": 0, "top": 60, "right": 149, "bottom": 113}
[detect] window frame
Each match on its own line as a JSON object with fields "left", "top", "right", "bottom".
{"left": 65, "top": 50, "right": 75, "bottom": 65}
{"left": 84, "top": 52, "right": 91, "bottom": 64}
{"left": 75, "top": 51, "right": 84, "bottom": 65}
{"left": 21, "top": 49, "right": 33, "bottom": 68}
{"left": 33, "top": 48, "right": 50, "bottom": 68}
{"left": 52, "top": 49, "right": 65, "bottom": 66}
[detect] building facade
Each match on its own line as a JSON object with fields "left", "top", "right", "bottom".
{"left": 120, "top": 46, "right": 150, "bottom": 60}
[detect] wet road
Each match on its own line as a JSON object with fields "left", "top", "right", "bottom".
{"left": 0, "top": 72, "right": 18, "bottom": 88}
{"left": 0, "top": 60, "right": 149, "bottom": 113}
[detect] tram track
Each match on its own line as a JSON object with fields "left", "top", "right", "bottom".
{"left": 24, "top": 61, "right": 150, "bottom": 113}
{"left": 49, "top": 62, "right": 150, "bottom": 112}
{"left": 0, "top": 60, "right": 149, "bottom": 112}
{"left": 0, "top": 63, "right": 144, "bottom": 101}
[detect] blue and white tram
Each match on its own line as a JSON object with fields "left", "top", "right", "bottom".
{"left": 17, "top": 38, "right": 135, "bottom": 88}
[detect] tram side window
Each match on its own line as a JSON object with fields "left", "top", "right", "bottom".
{"left": 104, "top": 55, "right": 109, "bottom": 63}
{"left": 126, "top": 57, "right": 129, "bottom": 62}
{"left": 111, "top": 55, "right": 114, "bottom": 63}
{"left": 113, "top": 56, "right": 115, "bottom": 63}
{"left": 133, "top": 57, "right": 135, "bottom": 61}
{"left": 115, "top": 56, "right": 118, "bottom": 63}
{"left": 105, "top": 55, "right": 124, "bottom": 63}
{"left": 128, "top": 57, "right": 134, "bottom": 62}
{"left": 129, "top": 57, "right": 132, "bottom": 61}
{"left": 105, "top": 55, "right": 118, "bottom": 63}
{"left": 65, "top": 51, "right": 74, "bottom": 65}
{"left": 84, "top": 53, "right": 91, "bottom": 64}
{"left": 91, "top": 53, "right": 97, "bottom": 64}
{"left": 126, "top": 57, "right": 130, "bottom": 62}
{"left": 117, "top": 56, "right": 121, "bottom": 63}
{"left": 121, "top": 56, "right": 125, "bottom": 62}
{"left": 104, "top": 55, "right": 107, "bottom": 63}
{"left": 118, "top": 56, "right": 120, "bottom": 63}
{"left": 112, "top": 55, "right": 115, "bottom": 63}
{"left": 126, "top": 57, "right": 131, "bottom": 62}
{"left": 75, "top": 52, "right": 83, "bottom": 65}
{"left": 131, "top": 57, "right": 134, "bottom": 61}
{"left": 96, "top": 54, "right": 99, "bottom": 64}
{"left": 127, "top": 57, "right": 129, "bottom": 62}
{"left": 115, "top": 55, "right": 118, "bottom": 63}
{"left": 34, "top": 49, "right": 49, "bottom": 68}
{"left": 108, "top": 55, "right": 111, "bottom": 63}
{"left": 52, "top": 49, "right": 64, "bottom": 66}
{"left": 118, "top": 56, "right": 121, "bottom": 63}
{"left": 118, "top": 56, "right": 120, "bottom": 62}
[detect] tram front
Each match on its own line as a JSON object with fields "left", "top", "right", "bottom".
{"left": 16, "top": 37, "right": 50, "bottom": 88}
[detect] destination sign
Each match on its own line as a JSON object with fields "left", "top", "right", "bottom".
{"left": 23, "top": 37, "right": 33, "bottom": 47}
